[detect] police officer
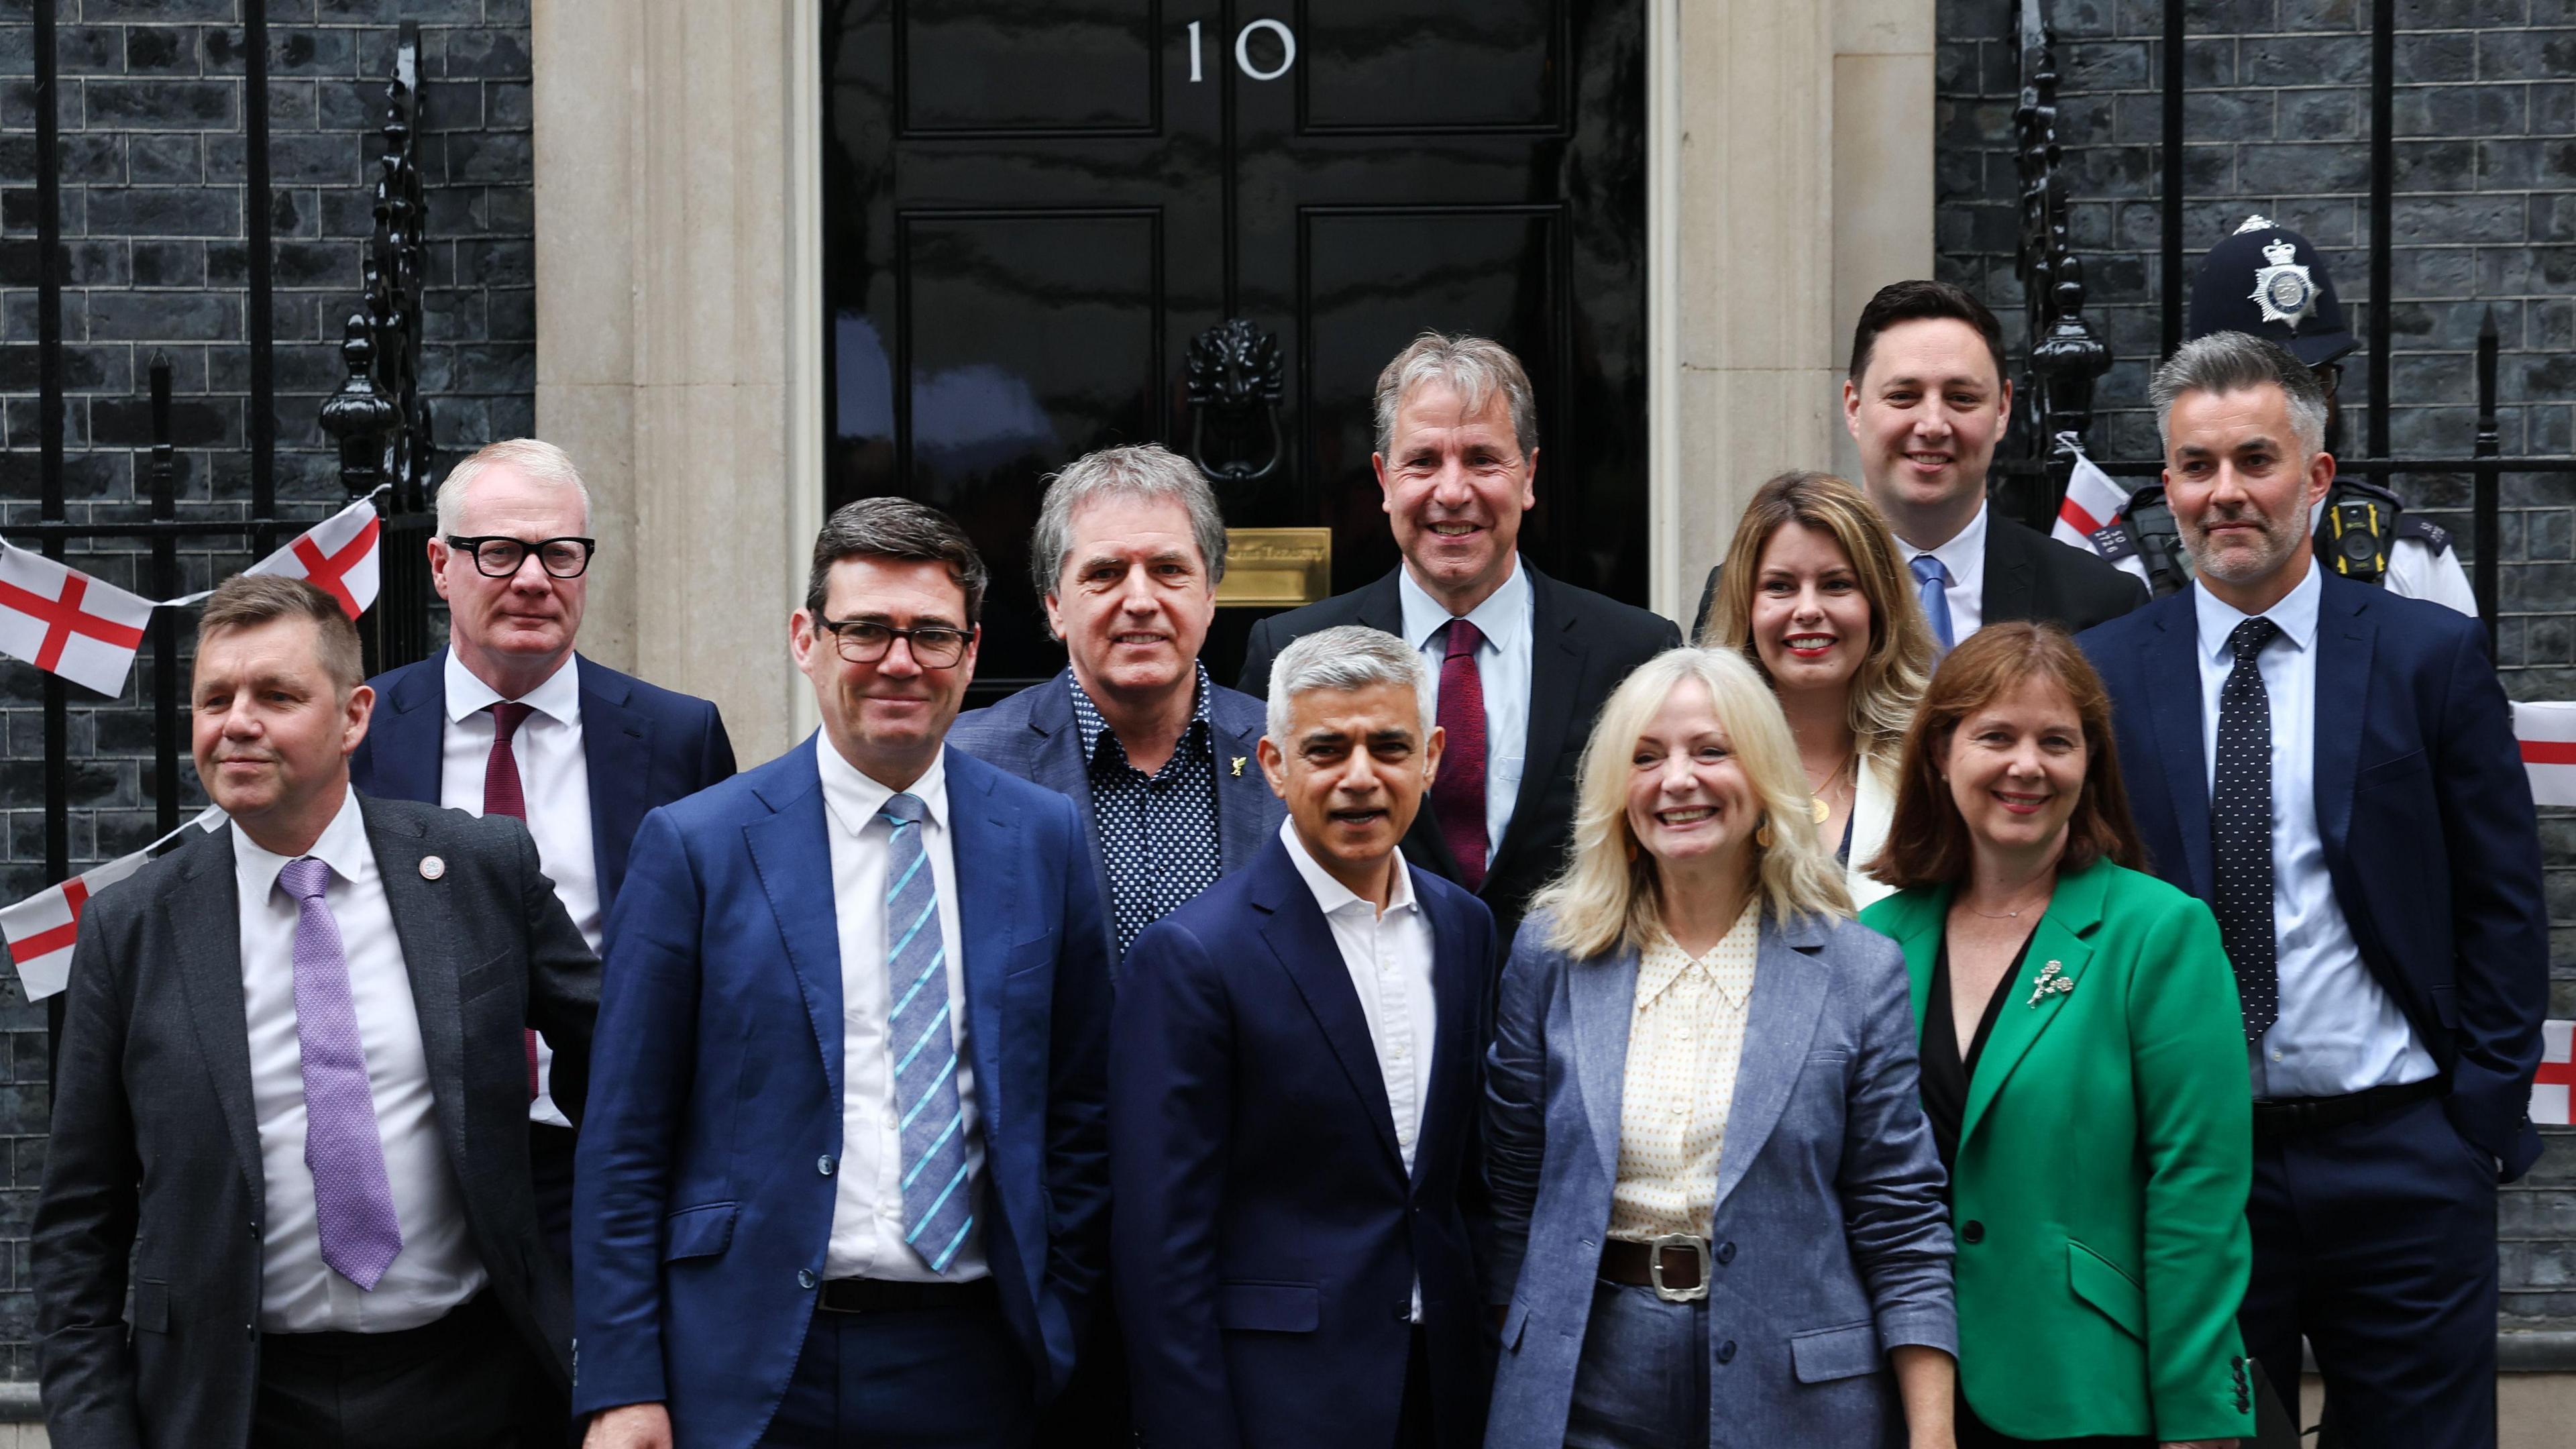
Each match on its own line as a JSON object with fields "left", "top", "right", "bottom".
{"left": 2082, "top": 216, "right": 2476, "bottom": 616}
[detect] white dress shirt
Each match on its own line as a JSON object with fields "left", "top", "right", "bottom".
{"left": 1398, "top": 555, "right": 1534, "bottom": 859}
{"left": 235, "top": 788, "right": 487, "bottom": 1333}
{"left": 2192, "top": 568, "right": 2436, "bottom": 1099}
{"left": 439, "top": 649, "right": 596, "bottom": 1130}
{"left": 1894, "top": 498, "right": 1990, "bottom": 643}
{"left": 1279, "top": 818, "right": 1437, "bottom": 1320}
{"left": 815, "top": 739, "right": 987, "bottom": 1283}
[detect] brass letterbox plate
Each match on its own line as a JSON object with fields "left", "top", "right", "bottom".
{"left": 1216, "top": 527, "right": 1333, "bottom": 608}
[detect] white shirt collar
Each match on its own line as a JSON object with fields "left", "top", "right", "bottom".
{"left": 1277, "top": 815, "right": 1418, "bottom": 920}
{"left": 443, "top": 649, "right": 580, "bottom": 728}
{"left": 2193, "top": 561, "right": 2321, "bottom": 663}
{"left": 233, "top": 784, "right": 371, "bottom": 900}
{"left": 1397, "top": 553, "right": 1532, "bottom": 654}
{"left": 815, "top": 733, "right": 951, "bottom": 840}
{"left": 1894, "top": 498, "right": 1989, "bottom": 584}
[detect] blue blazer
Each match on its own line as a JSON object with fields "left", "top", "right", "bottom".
{"left": 1110, "top": 835, "right": 1497, "bottom": 1449}
{"left": 1482, "top": 908, "right": 1955, "bottom": 1449}
{"left": 348, "top": 649, "right": 738, "bottom": 909}
{"left": 568, "top": 739, "right": 1114, "bottom": 1447}
{"left": 2079, "top": 576, "right": 2551, "bottom": 1179}
{"left": 949, "top": 668, "right": 1283, "bottom": 968}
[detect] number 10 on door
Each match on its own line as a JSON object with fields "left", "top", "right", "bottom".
{"left": 1186, "top": 19, "right": 1297, "bottom": 82}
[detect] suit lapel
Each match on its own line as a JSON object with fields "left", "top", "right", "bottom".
{"left": 1960, "top": 864, "right": 2107, "bottom": 1148}
{"left": 1413, "top": 872, "right": 1480, "bottom": 1189}
{"left": 1489, "top": 565, "right": 1584, "bottom": 888}
{"left": 1566, "top": 938, "right": 1640, "bottom": 1189}
{"left": 2143, "top": 605, "right": 2216, "bottom": 898}
{"left": 1250, "top": 845, "right": 1405, "bottom": 1170}
{"left": 1892, "top": 888, "right": 1953, "bottom": 1044}
{"left": 370, "top": 652, "right": 449, "bottom": 805}
{"left": 164, "top": 829, "right": 263, "bottom": 1200}
{"left": 1982, "top": 516, "right": 2037, "bottom": 624}
{"left": 1023, "top": 678, "right": 1116, "bottom": 951}
{"left": 366, "top": 799, "right": 473, "bottom": 1168}
{"left": 1359, "top": 570, "right": 1470, "bottom": 883}
{"left": 2311, "top": 583, "right": 2375, "bottom": 861}
{"left": 1711, "top": 915, "right": 1830, "bottom": 1214}
{"left": 744, "top": 739, "right": 847, "bottom": 1104}
{"left": 1212, "top": 693, "right": 1271, "bottom": 874}
{"left": 578, "top": 656, "right": 653, "bottom": 907}
{"left": 947, "top": 755, "right": 1016, "bottom": 1142}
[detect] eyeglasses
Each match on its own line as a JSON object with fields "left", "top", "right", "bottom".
{"left": 445, "top": 535, "right": 596, "bottom": 580}
{"left": 814, "top": 616, "right": 973, "bottom": 667}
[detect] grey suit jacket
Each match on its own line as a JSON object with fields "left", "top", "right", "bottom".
{"left": 34, "top": 794, "right": 600, "bottom": 1449}
{"left": 1482, "top": 908, "right": 1955, "bottom": 1449}
{"left": 948, "top": 667, "right": 1281, "bottom": 970}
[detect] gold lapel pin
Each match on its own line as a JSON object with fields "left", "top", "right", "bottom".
{"left": 419, "top": 855, "right": 446, "bottom": 881}
{"left": 1230, "top": 756, "right": 1246, "bottom": 777}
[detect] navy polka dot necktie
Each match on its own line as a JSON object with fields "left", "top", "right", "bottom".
{"left": 2213, "top": 616, "right": 2282, "bottom": 1044}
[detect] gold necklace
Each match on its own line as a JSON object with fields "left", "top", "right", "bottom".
{"left": 1806, "top": 747, "right": 1856, "bottom": 825}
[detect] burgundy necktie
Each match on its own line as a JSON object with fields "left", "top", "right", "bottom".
{"left": 1432, "top": 619, "right": 1489, "bottom": 892}
{"left": 482, "top": 702, "right": 539, "bottom": 1097}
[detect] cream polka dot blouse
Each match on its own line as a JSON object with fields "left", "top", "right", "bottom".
{"left": 1609, "top": 900, "right": 1760, "bottom": 1242}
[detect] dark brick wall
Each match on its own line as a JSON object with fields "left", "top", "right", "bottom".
{"left": 1938, "top": 0, "right": 2573, "bottom": 1333}
{"left": 0, "top": 0, "right": 529, "bottom": 1385}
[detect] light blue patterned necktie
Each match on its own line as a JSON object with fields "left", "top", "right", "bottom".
{"left": 1910, "top": 553, "right": 1955, "bottom": 655}
{"left": 880, "top": 792, "right": 975, "bottom": 1273}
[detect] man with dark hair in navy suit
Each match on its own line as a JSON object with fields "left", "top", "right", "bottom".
{"left": 2080, "top": 333, "right": 2548, "bottom": 1448}
{"left": 350, "top": 439, "right": 735, "bottom": 1263}
{"left": 575, "top": 498, "right": 1111, "bottom": 1449}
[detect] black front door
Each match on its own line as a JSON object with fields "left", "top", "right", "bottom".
{"left": 822, "top": 1, "right": 1646, "bottom": 701}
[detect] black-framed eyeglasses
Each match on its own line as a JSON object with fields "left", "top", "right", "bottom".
{"left": 445, "top": 535, "right": 596, "bottom": 579}
{"left": 815, "top": 616, "right": 973, "bottom": 667}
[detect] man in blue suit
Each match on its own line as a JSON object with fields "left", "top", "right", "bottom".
{"left": 573, "top": 498, "right": 1113, "bottom": 1449}
{"left": 949, "top": 445, "right": 1281, "bottom": 1448}
{"left": 1114, "top": 625, "right": 1495, "bottom": 1449}
{"left": 349, "top": 438, "right": 735, "bottom": 1263}
{"left": 2080, "top": 334, "right": 2548, "bottom": 1448}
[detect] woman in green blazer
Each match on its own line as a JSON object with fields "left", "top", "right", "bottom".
{"left": 1860, "top": 623, "right": 2253, "bottom": 1448}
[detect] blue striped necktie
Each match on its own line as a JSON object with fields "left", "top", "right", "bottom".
{"left": 880, "top": 791, "right": 975, "bottom": 1273}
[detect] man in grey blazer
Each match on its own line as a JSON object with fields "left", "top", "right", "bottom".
{"left": 951, "top": 443, "right": 1283, "bottom": 973}
{"left": 35, "top": 575, "right": 598, "bottom": 1449}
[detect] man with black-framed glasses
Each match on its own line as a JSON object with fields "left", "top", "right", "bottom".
{"left": 349, "top": 439, "right": 736, "bottom": 1317}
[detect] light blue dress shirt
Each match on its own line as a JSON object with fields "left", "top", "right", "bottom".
{"left": 1399, "top": 556, "right": 1533, "bottom": 863}
{"left": 2191, "top": 567, "right": 2436, "bottom": 1099}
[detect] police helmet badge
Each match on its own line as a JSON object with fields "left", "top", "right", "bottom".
{"left": 2248, "top": 237, "right": 2318, "bottom": 330}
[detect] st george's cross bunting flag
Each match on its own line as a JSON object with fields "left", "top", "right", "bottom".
{"left": 2534, "top": 1020, "right": 2573, "bottom": 1128}
{"left": 2050, "top": 445, "right": 2137, "bottom": 552}
{"left": 246, "top": 494, "right": 384, "bottom": 620}
{"left": 2512, "top": 701, "right": 2576, "bottom": 808}
{"left": 0, "top": 805, "right": 224, "bottom": 1001}
{"left": 0, "top": 542, "right": 158, "bottom": 697}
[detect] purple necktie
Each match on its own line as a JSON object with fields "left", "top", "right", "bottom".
{"left": 277, "top": 857, "right": 404, "bottom": 1291}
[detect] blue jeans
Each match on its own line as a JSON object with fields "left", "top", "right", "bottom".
{"left": 1564, "top": 1279, "right": 1709, "bottom": 1449}
{"left": 761, "top": 1299, "right": 1036, "bottom": 1448}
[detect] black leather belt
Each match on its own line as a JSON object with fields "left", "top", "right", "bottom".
{"left": 816, "top": 1277, "right": 998, "bottom": 1314}
{"left": 2251, "top": 1077, "right": 2443, "bottom": 1142}
{"left": 1599, "top": 1236, "right": 1708, "bottom": 1300}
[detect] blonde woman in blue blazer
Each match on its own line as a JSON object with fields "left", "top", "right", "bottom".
{"left": 1484, "top": 647, "right": 1956, "bottom": 1449}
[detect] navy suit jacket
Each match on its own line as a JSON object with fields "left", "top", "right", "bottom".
{"left": 570, "top": 738, "right": 1114, "bottom": 1447}
{"left": 949, "top": 667, "right": 1283, "bottom": 970}
{"left": 1111, "top": 835, "right": 1496, "bottom": 1449}
{"left": 347, "top": 649, "right": 738, "bottom": 910}
{"left": 2079, "top": 575, "right": 2550, "bottom": 1179}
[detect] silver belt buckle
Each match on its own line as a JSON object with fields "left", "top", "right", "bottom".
{"left": 1646, "top": 1232, "right": 1711, "bottom": 1303}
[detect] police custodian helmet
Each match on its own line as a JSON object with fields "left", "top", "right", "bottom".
{"left": 2187, "top": 215, "right": 2359, "bottom": 367}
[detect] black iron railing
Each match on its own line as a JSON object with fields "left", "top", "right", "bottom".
{"left": 1996, "top": 0, "right": 2576, "bottom": 650}
{"left": 14, "top": 12, "right": 438, "bottom": 872}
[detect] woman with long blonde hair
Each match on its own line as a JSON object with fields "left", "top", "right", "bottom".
{"left": 1484, "top": 647, "right": 1956, "bottom": 1449}
{"left": 1700, "top": 471, "right": 1937, "bottom": 906}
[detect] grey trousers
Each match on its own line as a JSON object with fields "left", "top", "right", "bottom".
{"left": 1563, "top": 1279, "right": 1710, "bottom": 1449}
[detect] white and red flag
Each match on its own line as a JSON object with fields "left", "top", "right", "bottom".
{"left": 2051, "top": 447, "right": 2137, "bottom": 551}
{"left": 2511, "top": 702, "right": 2576, "bottom": 807}
{"left": 0, "top": 542, "right": 158, "bottom": 697}
{"left": 248, "top": 496, "right": 384, "bottom": 620}
{"left": 2534, "top": 1021, "right": 2573, "bottom": 1128}
{"left": 1, "top": 806, "right": 224, "bottom": 1001}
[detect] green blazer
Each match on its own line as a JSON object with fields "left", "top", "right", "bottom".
{"left": 1860, "top": 857, "right": 2255, "bottom": 1442}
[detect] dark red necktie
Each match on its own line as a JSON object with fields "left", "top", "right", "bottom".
{"left": 482, "top": 702, "right": 539, "bottom": 1097}
{"left": 1431, "top": 619, "right": 1489, "bottom": 892}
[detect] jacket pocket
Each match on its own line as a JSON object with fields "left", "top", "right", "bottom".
{"left": 2067, "top": 1239, "right": 2146, "bottom": 1340}
{"left": 131, "top": 1278, "right": 170, "bottom": 1334}
{"left": 2355, "top": 748, "right": 2428, "bottom": 792}
{"left": 1788, "top": 1320, "right": 1880, "bottom": 1383}
{"left": 1216, "top": 1280, "right": 1320, "bottom": 1333}
{"left": 458, "top": 953, "right": 513, "bottom": 1003}
{"left": 661, "top": 1201, "right": 739, "bottom": 1263}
